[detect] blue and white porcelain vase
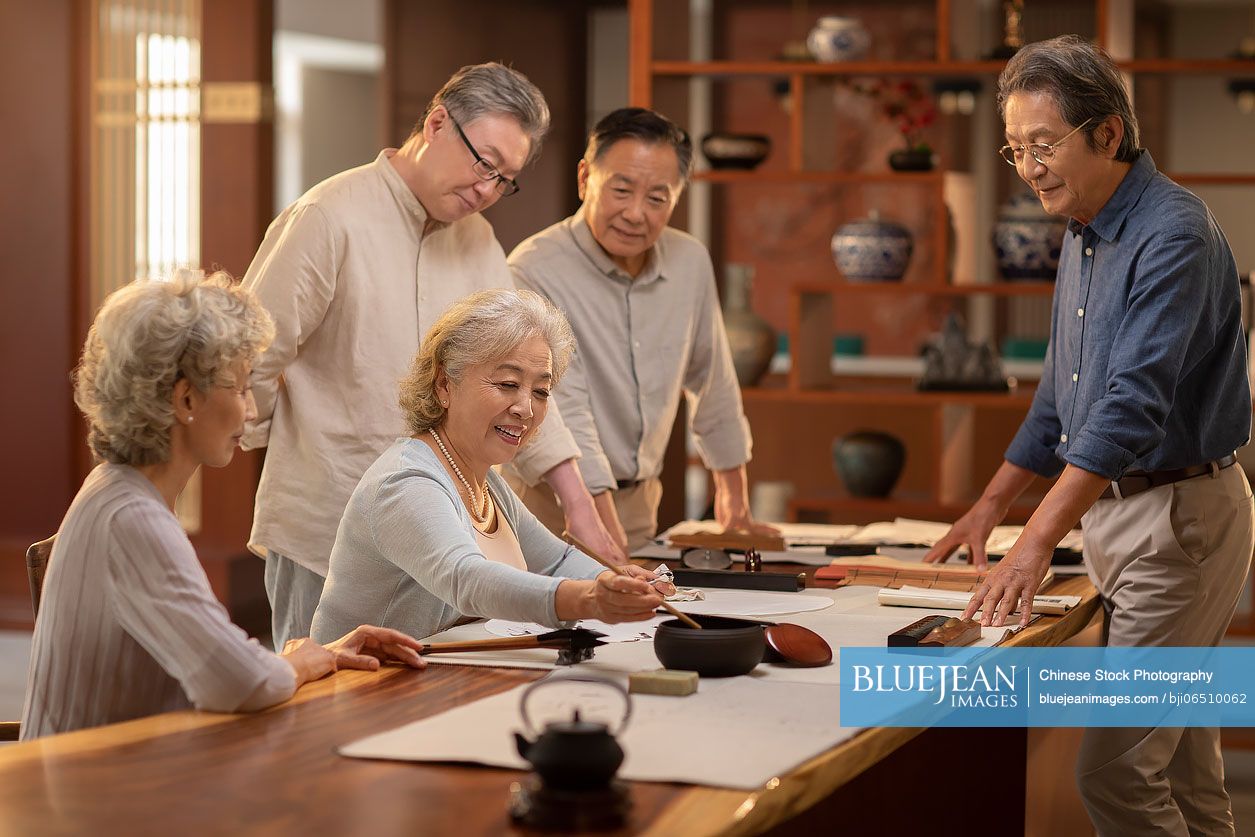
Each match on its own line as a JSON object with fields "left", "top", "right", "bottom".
{"left": 831, "top": 211, "right": 914, "bottom": 282}
{"left": 807, "top": 16, "right": 871, "bottom": 62}
{"left": 992, "top": 192, "right": 1068, "bottom": 281}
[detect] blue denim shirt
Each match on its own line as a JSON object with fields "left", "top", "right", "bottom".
{"left": 1005, "top": 152, "right": 1251, "bottom": 480}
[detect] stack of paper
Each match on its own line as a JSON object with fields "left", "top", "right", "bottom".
{"left": 658, "top": 518, "right": 1082, "bottom": 559}
{"left": 877, "top": 585, "right": 1082, "bottom": 615}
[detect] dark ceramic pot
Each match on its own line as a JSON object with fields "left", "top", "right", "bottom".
{"left": 888, "top": 148, "right": 934, "bottom": 172}
{"left": 653, "top": 615, "right": 765, "bottom": 677}
{"left": 701, "top": 133, "right": 771, "bottom": 170}
{"left": 832, "top": 431, "right": 906, "bottom": 498}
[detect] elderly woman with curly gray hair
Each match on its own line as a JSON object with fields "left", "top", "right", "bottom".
{"left": 21, "top": 273, "right": 425, "bottom": 740}
{"left": 311, "top": 288, "right": 670, "bottom": 643}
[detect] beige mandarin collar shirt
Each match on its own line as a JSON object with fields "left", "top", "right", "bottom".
{"left": 507, "top": 206, "right": 752, "bottom": 494}
{"left": 242, "top": 150, "right": 577, "bottom": 576}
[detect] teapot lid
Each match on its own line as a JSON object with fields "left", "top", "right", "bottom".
{"left": 543, "top": 709, "right": 610, "bottom": 735}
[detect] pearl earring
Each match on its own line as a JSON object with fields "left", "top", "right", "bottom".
{"left": 186, "top": 416, "right": 194, "bottom": 424}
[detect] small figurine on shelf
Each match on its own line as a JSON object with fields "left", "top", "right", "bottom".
{"left": 850, "top": 79, "right": 938, "bottom": 171}
{"left": 988, "top": 0, "right": 1025, "bottom": 60}
{"left": 917, "top": 313, "right": 1010, "bottom": 392}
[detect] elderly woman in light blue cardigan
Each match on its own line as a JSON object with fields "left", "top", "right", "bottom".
{"left": 311, "top": 289, "right": 669, "bottom": 642}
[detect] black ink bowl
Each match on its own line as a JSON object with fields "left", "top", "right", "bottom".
{"left": 653, "top": 614, "right": 766, "bottom": 677}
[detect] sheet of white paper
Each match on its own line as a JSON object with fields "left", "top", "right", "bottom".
{"left": 658, "top": 520, "right": 862, "bottom": 548}
{"left": 339, "top": 675, "right": 860, "bottom": 790}
{"left": 877, "top": 585, "right": 1082, "bottom": 615}
{"left": 659, "top": 519, "right": 1083, "bottom": 561}
{"left": 670, "top": 588, "right": 834, "bottom": 617}
{"left": 417, "top": 586, "right": 1006, "bottom": 687}
{"left": 480, "top": 588, "right": 831, "bottom": 643}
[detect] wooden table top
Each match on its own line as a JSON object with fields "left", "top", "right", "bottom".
{"left": 0, "top": 573, "right": 1098, "bottom": 836}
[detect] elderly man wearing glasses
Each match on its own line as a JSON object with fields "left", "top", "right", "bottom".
{"left": 240, "top": 63, "right": 625, "bottom": 651}
{"left": 925, "top": 36, "right": 1252, "bottom": 836}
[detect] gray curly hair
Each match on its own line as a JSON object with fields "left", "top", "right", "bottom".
{"left": 399, "top": 288, "right": 575, "bottom": 436}
{"left": 73, "top": 271, "right": 275, "bottom": 465}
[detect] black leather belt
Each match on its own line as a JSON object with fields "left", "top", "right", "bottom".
{"left": 1099, "top": 453, "right": 1238, "bottom": 500}
{"left": 616, "top": 478, "right": 644, "bottom": 490}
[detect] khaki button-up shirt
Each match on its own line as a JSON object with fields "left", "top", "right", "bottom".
{"left": 507, "top": 207, "right": 752, "bottom": 494}
{"left": 242, "top": 151, "right": 579, "bottom": 575}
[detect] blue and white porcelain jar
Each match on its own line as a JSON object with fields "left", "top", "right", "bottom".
{"left": 807, "top": 16, "right": 871, "bottom": 62}
{"left": 992, "top": 192, "right": 1068, "bottom": 281}
{"left": 831, "top": 212, "right": 914, "bottom": 282}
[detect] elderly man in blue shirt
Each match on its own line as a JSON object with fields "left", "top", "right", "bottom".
{"left": 926, "top": 35, "right": 1253, "bottom": 836}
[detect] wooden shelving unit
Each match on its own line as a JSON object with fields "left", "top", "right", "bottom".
{"left": 629, "top": 0, "right": 1255, "bottom": 536}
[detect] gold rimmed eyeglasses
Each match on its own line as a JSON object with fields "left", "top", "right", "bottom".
{"left": 998, "top": 117, "right": 1097, "bottom": 167}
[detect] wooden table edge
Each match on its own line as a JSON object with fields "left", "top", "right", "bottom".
{"left": 1, "top": 575, "right": 1100, "bottom": 836}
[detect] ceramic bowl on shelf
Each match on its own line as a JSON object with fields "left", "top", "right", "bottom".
{"left": 700, "top": 133, "right": 771, "bottom": 170}
{"left": 806, "top": 16, "right": 871, "bottom": 62}
{"left": 888, "top": 148, "right": 935, "bottom": 172}
{"left": 832, "top": 431, "right": 906, "bottom": 498}
{"left": 831, "top": 212, "right": 914, "bottom": 282}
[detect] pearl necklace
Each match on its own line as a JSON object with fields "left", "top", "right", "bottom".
{"left": 430, "top": 428, "right": 490, "bottom": 524}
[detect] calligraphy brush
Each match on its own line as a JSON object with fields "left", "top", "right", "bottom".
{"left": 416, "top": 627, "right": 607, "bottom": 656}
{"left": 562, "top": 530, "right": 703, "bottom": 630}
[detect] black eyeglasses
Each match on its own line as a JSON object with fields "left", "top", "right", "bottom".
{"left": 449, "top": 115, "right": 520, "bottom": 197}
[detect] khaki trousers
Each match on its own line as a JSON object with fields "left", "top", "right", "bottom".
{"left": 1077, "top": 464, "right": 1253, "bottom": 837}
{"left": 263, "top": 550, "right": 327, "bottom": 651}
{"left": 503, "top": 473, "right": 664, "bottom": 553}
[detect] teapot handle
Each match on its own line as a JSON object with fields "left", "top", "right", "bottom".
{"left": 519, "top": 674, "right": 632, "bottom": 738}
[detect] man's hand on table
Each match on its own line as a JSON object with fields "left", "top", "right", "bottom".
{"left": 713, "top": 465, "right": 781, "bottom": 538}
{"left": 922, "top": 500, "right": 1004, "bottom": 569}
{"left": 960, "top": 538, "right": 1054, "bottom": 628}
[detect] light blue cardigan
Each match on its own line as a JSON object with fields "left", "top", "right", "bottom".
{"left": 311, "top": 438, "right": 603, "bottom": 642}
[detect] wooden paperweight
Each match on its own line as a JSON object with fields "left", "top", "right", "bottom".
{"left": 888, "top": 614, "right": 982, "bottom": 647}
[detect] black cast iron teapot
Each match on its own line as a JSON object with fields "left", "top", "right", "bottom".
{"left": 513, "top": 675, "right": 632, "bottom": 792}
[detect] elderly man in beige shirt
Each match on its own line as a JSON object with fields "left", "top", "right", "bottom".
{"left": 505, "top": 107, "right": 777, "bottom": 551}
{"left": 241, "top": 64, "right": 623, "bottom": 649}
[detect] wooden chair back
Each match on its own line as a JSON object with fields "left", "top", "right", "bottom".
{"left": 26, "top": 535, "right": 55, "bottom": 619}
{"left": 1, "top": 536, "right": 53, "bottom": 742}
